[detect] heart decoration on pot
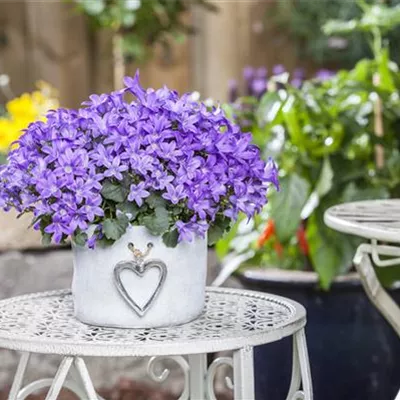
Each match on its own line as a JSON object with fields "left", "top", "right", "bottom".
{"left": 113, "top": 242, "right": 167, "bottom": 317}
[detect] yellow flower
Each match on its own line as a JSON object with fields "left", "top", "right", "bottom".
{"left": 0, "top": 82, "right": 58, "bottom": 154}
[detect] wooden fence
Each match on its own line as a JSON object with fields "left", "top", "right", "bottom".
{"left": 0, "top": 1, "right": 310, "bottom": 108}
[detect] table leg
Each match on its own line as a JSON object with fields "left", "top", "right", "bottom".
{"left": 188, "top": 354, "right": 207, "bottom": 399}
{"left": 9, "top": 352, "right": 31, "bottom": 400}
{"left": 45, "top": 357, "right": 74, "bottom": 400}
{"left": 354, "top": 249, "right": 400, "bottom": 335}
{"left": 295, "top": 329, "right": 313, "bottom": 400}
{"left": 233, "top": 346, "right": 255, "bottom": 400}
{"left": 286, "top": 335, "right": 301, "bottom": 400}
{"left": 73, "top": 357, "right": 100, "bottom": 399}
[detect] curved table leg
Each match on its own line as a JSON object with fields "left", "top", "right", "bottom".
{"left": 17, "top": 378, "right": 87, "bottom": 400}
{"left": 12, "top": 355, "right": 102, "bottom": 400}
{"left": 354, "top": 248, "right": 400, "bottom": 336}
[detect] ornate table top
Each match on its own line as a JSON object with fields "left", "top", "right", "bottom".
{"left": 324, "top": 199, "right": 400, "bottom": 243}
{"left": 0, "top": 287, "right": 305, "bottom": 357}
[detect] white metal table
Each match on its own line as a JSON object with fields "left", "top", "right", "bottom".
{"left": 325, "top": 199, "right": 400, "bottom": 400}
{"left": 0, "top": 287, "right": 312, "bottom": 400}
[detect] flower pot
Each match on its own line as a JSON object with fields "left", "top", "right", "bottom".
{"left": 236, "top": 268, "right": 400, "bottom": 400}
{"left": 72, "top": 225, "right": 207, "bottom": 328}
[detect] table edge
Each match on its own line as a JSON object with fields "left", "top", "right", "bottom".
{"left": 0, "top": 287, "right": 307, "bottom": 356}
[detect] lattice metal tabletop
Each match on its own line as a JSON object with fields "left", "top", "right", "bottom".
{"left": 324, "top": 199, "right": 400, "bottom": 243}
{"left": 3, "top": 287, "right": 312, "bottom": 400}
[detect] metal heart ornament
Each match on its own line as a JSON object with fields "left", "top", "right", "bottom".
{"left": 113, "top": 243, "right": 167, "bottom": 318}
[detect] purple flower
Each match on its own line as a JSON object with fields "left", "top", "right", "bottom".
{"left": 251, "top": 79, "right": 267, "bottom": 97}
{"left": 273, "top": 64, "right": 286, "bottom": 75}
{"left": 103, "top": 156, "right": 128, "bottom": 181}
{"left": 0, "top": 70, "right": 278, "bottom": 247}
{"left": 228, "top": 79, "right": 238, "bottom": 102}
{"left": 315, "top": 69, "right": 335, "bottom": 81}
{"left": 162, "top": 184, "right": 186, "bottom": 205}
{"left": 128, "top": 182, "right": 150, "bottom": 206}
{"left": 176, "top": 220, "right": 195, "bottom": 242}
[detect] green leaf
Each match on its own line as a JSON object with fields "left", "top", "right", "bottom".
{"left": 256, "top": 91, "right": 282, "bottom": 126}
{"left": 117, "top": 202, "right": 139, "bottom": 221}
{"left": 269, "top": 174, "right": 311, "bottom": 242}
{"left": 79, "top": 0, "right": 106, "bottom": 15}
{"left": 102, "top": 218, "right": 129, "bottom": 241}
{"left": 341, "top": 182, "right": 390, "bottom": 203}
{"left": 41, "top": 233, "right": 52, "bottom": 246}
{"left": 121, "top": 12, "right": 136, "bottom": 27}
{"left": 145, "top": 193, "right": 167, "bottom": 209}
{"left": 215, "top": 218, "right": 240, "bottom": 259}
{"left": 377, "top": 48, "right": 396, "bottom": 92}
{"left": 142, "top": 207, "right": 170, "bottom": 236}
{"left": 208, "top": 224, "right": 225, "bottom": 246}
{"left": 306, "top": 214, "right": 356, "bottom": 290}
{"left": 376, "top": 265, "right": 400, "bottom": 288}
{"left": 73, "top": 232, "right": 88, "bottom": 247}
{"left": 315, "top": 157, "right": 334, "bottom": 198}
{"left": 0, "top": 152, "right": 7, "bottom": 164}
{"left": 162, "top": 229, "right": 179, "bottom": 248}
{"left": 101, "top": 180, "right": 129, "bottom": 203}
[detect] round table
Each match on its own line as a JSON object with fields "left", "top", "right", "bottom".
{"left": 0, "top": 287, "right": 312, "bottom": 400}
{"left": 325, "top": 199, "right": 400, "bottom": 400}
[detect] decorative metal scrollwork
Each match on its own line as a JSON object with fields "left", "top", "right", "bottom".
{"left": 205, "top": 357, "right": 234, "bottom": 400}
{"left": 147, "top": 356, "right": 190, "bottom": 400}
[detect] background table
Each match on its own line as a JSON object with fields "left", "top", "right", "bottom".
{"left": 325, "top": 199, "right": 400, "bottom": 399}
{"left": 0, "top": 287, "right": 312, "bottom": 400}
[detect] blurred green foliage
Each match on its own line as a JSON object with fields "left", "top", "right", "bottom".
{"left": 218, "top": 0, "right": 400, "bottom": 289}
{"left": 269, "top": 0, "right": 400, "bottom": 68}
{"left": 72, "top": 0, "right": 216, "bottom": 61}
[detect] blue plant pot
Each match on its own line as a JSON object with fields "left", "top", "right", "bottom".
{"left": 237, "top": 269, "right": 400, "bottom": 400}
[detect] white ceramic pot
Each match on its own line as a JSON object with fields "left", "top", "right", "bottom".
{"left": 72, "top": 225, "right": 207, "bottom": 328}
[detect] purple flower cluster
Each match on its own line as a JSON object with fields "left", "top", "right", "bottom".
{"left": 0, "top": 72, "right": 278, "bottom": 247}
{"left": 228, "top": 65, "right": 336, "bottom": 102}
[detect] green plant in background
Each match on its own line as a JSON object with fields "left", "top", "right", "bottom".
{"left": 269, "top": 0, "right": 400, "bottom": 68}
{"left": 217, "top": 0, "right": 400, "bottom": 289}
{"left": 72, "top": 0, "right": 216, "bottom": 88}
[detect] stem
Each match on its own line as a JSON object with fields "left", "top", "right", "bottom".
{"left": 113, "top": 32, "right": 125, "bottom": 90}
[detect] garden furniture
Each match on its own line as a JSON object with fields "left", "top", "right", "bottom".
{"left": 325, "top": 199, "right": 400, "bottom": 400}
{"left": 0, "top": 287, "right": 312, "bottom": 400}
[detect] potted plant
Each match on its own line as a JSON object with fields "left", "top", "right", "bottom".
{"left": 0, "top": 79, "right": 58, "bottom": 251}
{"left": 0, "top": 72, "right": 278, "bottom": 328}
{"left": 216, "top": 2, "right": 400, "bottom": 399}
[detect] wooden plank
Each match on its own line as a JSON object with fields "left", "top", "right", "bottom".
{"left": 92, "top": 29, "right": 114, "bottom": 94}
{"left": 24, "top": 0, "right": 91, "bottom": 107}
{"left": 192, "top": 2, "right": 241, "bottom": 102}
{"left": 126, "top": 13, "right": 191, "bottom": 95}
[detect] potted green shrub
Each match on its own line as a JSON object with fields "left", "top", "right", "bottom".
{"left": 216, "top": 2, "right": 400, "bottom": 399}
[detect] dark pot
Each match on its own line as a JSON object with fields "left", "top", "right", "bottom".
{"left": 237, "top": 269, "right": 400, "bottom": 400}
